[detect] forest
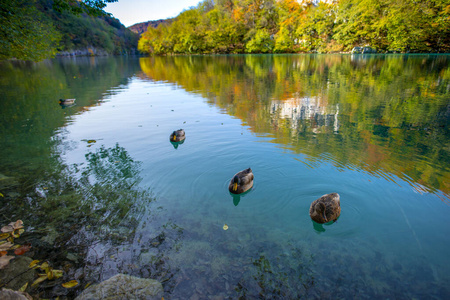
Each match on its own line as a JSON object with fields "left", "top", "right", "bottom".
{"left": 138, "top": 0, "right": 450, "bottom": 55}
{"left": 0, "top": 0, "right": 138, "bottom": 61}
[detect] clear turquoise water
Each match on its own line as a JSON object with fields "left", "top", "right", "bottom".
{"left": 0, "top": 55, "right": 449, "bottom": 298}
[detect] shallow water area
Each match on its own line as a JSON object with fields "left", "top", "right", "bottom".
{"left": 0, "top": 55, "right": 449, "bottom": 299}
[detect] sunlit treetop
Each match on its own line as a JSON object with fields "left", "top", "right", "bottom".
{"left": 53, "top": 0, "right": 117, "bottom": 16}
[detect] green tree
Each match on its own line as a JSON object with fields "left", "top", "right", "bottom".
{"left": 0, "top": 0, "right": 61, "bottom": 61}
{"left": 52, "top": 0, "right": 117, "bottom": 16}
{"left": 246, "top": 28, "right": 274, "bottom": 53}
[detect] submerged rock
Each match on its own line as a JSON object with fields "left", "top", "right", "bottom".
{"left": 0, "top": 288, "right": 32, "bottom": 300}
{"left": 0, "top": 256, "right": 36, "bottom": 291}
{"left": 75, "top": 274, "right": 163, "bottom": 300}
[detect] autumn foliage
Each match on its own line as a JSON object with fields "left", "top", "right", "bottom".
{"left": 138, "top": 0, "right": 450, "bottom": 55}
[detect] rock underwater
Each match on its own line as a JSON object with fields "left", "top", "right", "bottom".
{"left": 75, "top": 274, "right": 163, "bottom": 300}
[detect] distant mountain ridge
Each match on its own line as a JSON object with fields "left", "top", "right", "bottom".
{"left": 129, "top": 19, "right": 173, "bottom": 35}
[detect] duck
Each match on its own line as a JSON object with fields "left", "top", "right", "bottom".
{"left": 229, "top": 168, "right": 254, "bottom": 194}
{"left": 170, "top": 129, "right": 185, "bottom": 142}
{"left": 59, "top": 99, "right": 76, "bottom": 105}
{"left": 309, "top": 193, "right": 341, "bottom": 224}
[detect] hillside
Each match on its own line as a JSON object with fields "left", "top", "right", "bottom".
{"left": 0, "top": 0, "right": 139, "bottom": 61}
{"left": 129, "top": 19, "right": 173, "bottom": 35}
{"left": 138, "top": 0, "right": 450, "bottom": 55}
{"left": 37, "top": 0, "right": 139, "bottom": 55}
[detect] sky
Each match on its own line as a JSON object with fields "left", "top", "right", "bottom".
{"left": 105, "top": 0, "right": 202, "bottom": 27}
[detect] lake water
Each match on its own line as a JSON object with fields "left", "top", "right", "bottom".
{"left": 0, "top": 54, "right": 449, "bottom": 299}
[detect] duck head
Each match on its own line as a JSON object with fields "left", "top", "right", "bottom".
{"left": 231, "top": 175, "right": 240, "bottom": 192}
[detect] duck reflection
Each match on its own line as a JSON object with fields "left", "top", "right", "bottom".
{"left": 170, "top": 138, "right": 185, "bottom": 149}
{"left": 311, "top": 218, "right": 342, "bottom": 233}
{"left": 229, "top": 188, "right": 253, "bottom": 206}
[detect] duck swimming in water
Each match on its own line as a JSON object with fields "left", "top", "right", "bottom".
{"left": 59, "top": 99, "right": 76, "bottom": 105}
{"left": 170, "top": 129, "right": 185, "bottom": 142}
{"left": 309, "top": 193, "right": 341, "bottom": 224}
{"left": 229, "top": 168, "right": 254, "bottom": 194}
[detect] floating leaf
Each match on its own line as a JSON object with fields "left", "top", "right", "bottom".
{"left": 11, "top": 220, "right": 24, "bottom": 230}
{"left": 0, "top": 242, "right": 13, "bottom": 251}
{"left": 0, "top": 233, "right": 9, "bottom": 240}
{"left": 11, "top": 228, "right": 25, "bottom": 238}
{"left": 62, "top": 280, "right": 79, "bottom": 288}
{"left": 19, "top": 282, "right": 28, "bottom": 292}
{"left": 52, "top": 269, "right": 63, "bottom": 279}
{"left": 32, "top": 274, "right": 48, "bottom": 286}
{"left": 40, "top": 261, "right": 49, "bottom": 272}
{"left": 84, "top": 282, "right": 91, "bottom": 289}
{"left": 47, "top": 267, "right": 54, "bottom": 280}
{"left": 0, "top": 251, "right": 7, "bottom": 257}
{"left": 29, "top": 260, "right": 40, "bottom": 269}
{"left": 223, "top": 224, "right": 229, "bottom": 230}
{"left": 0, "top": 192, "right": 3, "bottom": 197}
{"left": 1, "top": 225, "right": 14, "bottom": 233}
{"left": 0, "top": 255, "right": 14, "bottom": 269}
{"left": 14, "top": 244, "right": 31, "bottom": 256}
{"left": 87, "top": 140, "right": 96, "bottom": 144}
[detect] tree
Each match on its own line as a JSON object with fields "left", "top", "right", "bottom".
{"left": 0, "top": 0, "right": 120, "bottom": 61}
{"left": 0, "top": 0, "right": 61, "bottom": 61}
{"left": 53, "top": 0, "right": 118, "bottom": 16}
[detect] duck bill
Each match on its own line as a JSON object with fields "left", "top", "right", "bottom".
{"left": 233, "top": 183, "right": 238, "bottom": 192}
{"left": 173, "top": 135, "right": 176, "bottom": 141}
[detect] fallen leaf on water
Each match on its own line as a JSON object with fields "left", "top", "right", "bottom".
{"left": 0, "top": 251, "right": 7, "bottom": 257}
{"left": 32, "top": 274, "right": 48, "bottom": 286}
{"left": 84, "top": 282, "right": 91, "bottom": 289}
{"left": 12, "top": 228, "right": 24, "bottom": 238}
{"left": 19, "top": 282, "right": 28, "bottom": 292}
{"left": 0, "top": 233, "right": 9, "bottom": 240}
{"left": 52, "top": 269, "right": 63, "bottom": 279}
{"left": 14, "top": 244, "right": 31, "bottom": 256}
{"left": 40, "top": 262, "right": 49, "bottom": 272}
{"left": 223, "top": 224, "right": 229, "bottom": 230}
{"left": 29, "top": 260, "right": 40, "bottom": 268}
{"left": 1, "top": 220, "right": 23, "bottom": 233}
{"left": 62, "top": 280, "right": 79, "bottom": 288}
{"left": 0, "top": 255, "right": 14, "bottom": 269}
{"left": 47, "top": 267, "right": 54, "bottom": 280}
{"left": 0, "top": 242, "right": 13, "bottom": 251}
{"left": 12, "top": 220, "right": 24, "bottom": 230}
{"left": 1, "top": 225, "right": 14, "bottom": 233}
{"left": 0, "top": 192, "right": 3, "bottom": 197}
{"left": 87, "top": 140, "right": 96, "bottom": 144}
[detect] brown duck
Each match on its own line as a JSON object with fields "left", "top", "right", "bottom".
{"left": 170, "top": 129, "right": 185, "bottom": 142}
{"left": 229, "top": 168, "right": 254, "bottom": 194}
{"left": 309, "top": 193, "right": 341, "bottom": 224}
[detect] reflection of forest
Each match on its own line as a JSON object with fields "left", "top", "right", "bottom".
{"left": 271, "top": 96, "right": 340, "bottom": 133}
{"left": 140, "top": 55, "right": 450, "bottom": 199}
{"left": 0, "top": 57, "right": 141, "bottom": 173}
